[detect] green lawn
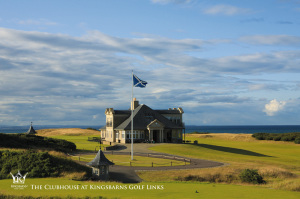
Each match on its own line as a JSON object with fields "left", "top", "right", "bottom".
{"left": 138, "top": 134, "right": 300, "bottom": 192}
{"left": 150, "top": 135, "right": 300, "bottom": 171}
{"left": 2, "top": 133, "right": 299, "bottom": 198}
{"left": 0, "top": 178, "right": 299, "bottom": 199}
{"left": 50, "top": 135, "right": 107, "bottom": 152}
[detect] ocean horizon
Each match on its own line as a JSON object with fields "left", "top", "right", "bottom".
{"left": 1, "top": 125, "right": 300, "bottom": 134}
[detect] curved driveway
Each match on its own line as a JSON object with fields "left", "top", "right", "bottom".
{"left": 104, "top": 143, "right": 225, "bottom": 183}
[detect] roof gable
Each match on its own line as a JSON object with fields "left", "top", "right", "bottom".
{"left": 147, "top": 119, "right": 165, "bottom": 128}
{"left": 115, "top": 104, "right": 182, "bottom": 130}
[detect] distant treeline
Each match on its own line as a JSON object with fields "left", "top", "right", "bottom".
{"left": 189, "top": 132, "right": 210, "bottom": 134}
{"left": 0, "top": 150, "right": 90, "bottom": 179}
{"left": 252, "top": 132, "right": 300, "bottom": 144}
{"left": 0, "top": 133, "right": 76, "bottom": 152}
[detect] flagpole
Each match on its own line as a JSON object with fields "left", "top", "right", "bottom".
{"left": 131, "top": 70, "right": 134, "bottom": 160}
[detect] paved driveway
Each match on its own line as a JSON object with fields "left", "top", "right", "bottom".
{"left": 101, "top": 143, "right": 225, "bottom": 183}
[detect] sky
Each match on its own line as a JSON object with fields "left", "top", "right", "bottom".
{"left": 0, "top": 0, "right": 300, "bottom": 126}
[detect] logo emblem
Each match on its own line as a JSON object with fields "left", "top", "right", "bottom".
{"left": 10, "top": 171, "right": 28, "bottom": 184}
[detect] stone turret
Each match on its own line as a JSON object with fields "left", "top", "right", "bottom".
{"left": 26, "top": 122, "right": 37, "bottom": 135}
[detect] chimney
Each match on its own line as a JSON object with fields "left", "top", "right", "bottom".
{"left": 131, "top": 98, "right": 139, "bottom": 110}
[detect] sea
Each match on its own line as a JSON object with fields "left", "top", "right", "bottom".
{"left": 1, "top": 125, "right": 300, "bottom": 134}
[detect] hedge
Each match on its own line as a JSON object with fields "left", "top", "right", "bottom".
{"left": 252, "top": 132, "right": 300, "bottom": 144}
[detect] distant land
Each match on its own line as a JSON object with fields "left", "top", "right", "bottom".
{"left": 1, "top": 125, "right": 300, "bottom": 134}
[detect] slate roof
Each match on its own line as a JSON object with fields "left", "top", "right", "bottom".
{"left": 87, "top": 150, "right": 114, "bottom": 167}
{"left": 115, "top": 104, "right": 183, "bottom": 130}
{"left": 26, "top": 125, "right": 37, "bottom": 135}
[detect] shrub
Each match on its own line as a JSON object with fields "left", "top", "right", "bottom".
{"left": 252, "top": 132, "right": 300, "bottom": 143}
{"left": 190, "top": 132, "right": 210, "bottom": 134}
{"left": 295, "top": 137, "right": 300, "bottom": 144}
{"left": 0, "top": 150, "right": 90, "bottom": 179}
{"left": 239, "top": 169, "right": 265, "bottom": 184}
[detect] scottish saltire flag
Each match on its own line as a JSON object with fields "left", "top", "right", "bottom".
{"left": 133, "top": 74, "right": 147, "bottom": 88}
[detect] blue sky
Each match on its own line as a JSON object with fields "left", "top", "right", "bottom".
{"left": 0, "top": 0, "right": 300, "bottom": 126}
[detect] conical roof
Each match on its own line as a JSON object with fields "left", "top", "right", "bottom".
{"left": 87, "top": 150, "right": 114, "bottom": 167}
{"left": 26, "top": 124, "right": 37, "bottom": 134}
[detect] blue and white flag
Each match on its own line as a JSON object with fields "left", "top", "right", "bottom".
{"left": 133, "top": 74, "right": 147, "bottom": 88}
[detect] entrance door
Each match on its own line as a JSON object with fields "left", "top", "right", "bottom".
{"left": 166, "top": 129, "right": 172, "bottom": 142}
{"left": 153, "top": 130, "right": 160, "bottom": 143}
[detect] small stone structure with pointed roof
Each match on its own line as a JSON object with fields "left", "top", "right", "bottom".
{"left": 26, "top": 122, "right": 37, "bottom": 135}
{"left": 87, "top": 150, "right": 114, "bottom": 180}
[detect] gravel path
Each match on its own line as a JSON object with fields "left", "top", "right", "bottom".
{"left": 77, "top": 143, "right": 225, "bottom": 183}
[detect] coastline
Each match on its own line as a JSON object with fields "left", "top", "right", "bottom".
{"left": 1, "top": 125, "right": 300, "bottom": 134}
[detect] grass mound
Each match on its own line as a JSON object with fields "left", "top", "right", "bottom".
{"left": 0, "top": 150, "right": 90, "bottom": 180}
{"left": 0, "top": 133, "right": 76, "bottom": 152}
{"left": 37, "top": 128, "right": 100, "bottom": 136}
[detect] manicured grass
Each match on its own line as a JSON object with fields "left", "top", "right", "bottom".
{"left": 140, "top": 134, "right": 300, "bottom": 191}
{"left": 37, "top": 128, "right": 106, "bottom": 152}
{"left": 0, "top": 178, "right": 299, "bottom": 199}
{"left": 50, "top": 135, "right": 105, "bottom": 152}
{"left": 71, "top": 154, "right": 189, "bottom": 167}
{"left": 1, "top": 132, "right": 300, "bottom": 198}
{"left": 150, "top": 134, "right": 300, "bottom": 170}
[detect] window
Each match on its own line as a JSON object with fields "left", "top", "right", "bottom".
{"left": 100, "top": 166, "right": 105, "bottom": 175}
{"left": 126, "top": 131, "right": 140, "bottom": 139}
{"left": 122, "top": 131, "right": 125, "bottom": 138}
{"left": 106, "top": 117, "right": 112, "bottom": 127}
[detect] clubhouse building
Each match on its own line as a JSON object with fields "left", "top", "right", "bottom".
{"left": 100, "top": 98, "right": 184, "bottom": 144}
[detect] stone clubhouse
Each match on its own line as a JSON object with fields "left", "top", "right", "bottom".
{"left": 100, "top": 98, "right": 185, "bottom": 144}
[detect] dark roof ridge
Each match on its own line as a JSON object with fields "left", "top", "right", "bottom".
{"left": 87, "top": 150, "right": 114, "bottom": 167}
{"left": 115, "top": 104, "right": 183, "bottom": 130}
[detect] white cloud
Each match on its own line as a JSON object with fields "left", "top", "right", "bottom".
{"left": 203, "top": 4, "right": 250, "bottom": 16}
{"left": 240, "top": 35, "right": 300, "bottom": 46}
{"left": 263, "top": 99, "right": 286, "bottom": 116}
{"left": 1, "top": 27, "right": 300, "bottom": 125}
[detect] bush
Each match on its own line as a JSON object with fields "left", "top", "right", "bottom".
{"left": 0, "top": 150, "right": 90, "bottom": 179}
{"left": 190, "top": 132, "right": 210, "bottom": 134}
{"left": 239, "top": 169, "right": 265, "bottom": 184}
{"left": 252, "top": 132, "right": 300, "bottom": 143}
{"left": 295, "top": 137, "right": 300, "bottom": 144}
